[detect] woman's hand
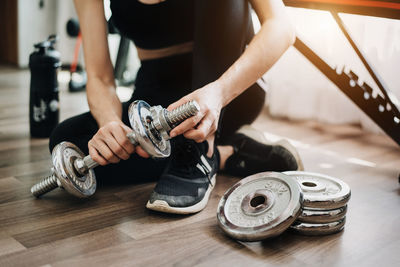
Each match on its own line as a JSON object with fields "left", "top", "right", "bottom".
{"left": 168, "top": 81, "right": 224, "bottom": 143}
{"left": 88, "top": 120, "right": 149, "bottom": 166}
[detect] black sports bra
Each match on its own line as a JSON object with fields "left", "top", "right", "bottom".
{"left": 110, "top": 0, "right": 194, "bottom": 49}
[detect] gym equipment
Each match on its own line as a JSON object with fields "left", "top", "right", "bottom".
{"left": 217, "top": 171, "right": 351, "bottom": 241}
{"left": 30, "top": 99, "right": 200, "bottom": 198}
{"left": 217, "top": 172, "right": 303, "bottom": 241}
{"left": 30, "top": 141, "right": 97, "bottom": 198}
{"left": 284, "top": 0, "right": 400, "bottom": 146}
{"left": 66, "top": 18, "right": 87, "bottom": 92}
{"left": 297, "top": 205, "right": 347, "bottom": 224}
{"left": 283, "top": 171, "right": 351, "bottom": 210}
{"left": 64, "top": 18, "right": 135, "bottom": 91}
{"left": 29, "top": 35, "right": 61, "bottom": 137}
{"left": 285, "top": 172, "right": 350, "bottom": 234}
{"left": 290, "top": 217, "right": 346, "bottom": 236}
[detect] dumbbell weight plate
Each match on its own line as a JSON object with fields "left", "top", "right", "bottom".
{"left": 298, "top": 205, "right": 347, "bottom": 224}
{"left": 52, "top": 142, "right": 96, "bottom": 198}
{"left": 128, "top": 100, "right": 171, "bottom": 158}
{"left": 290, "top": 217, "right": 346, "bottom": 236}
{"left": 284, "top": 171, "right": 351, "bottom": 210}
{"left": 217, "top": 172, "right": 303, "bottom": 241}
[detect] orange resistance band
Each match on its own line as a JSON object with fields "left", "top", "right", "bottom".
{"left": 71, "top": 32, "right": 82, "bottom": 73}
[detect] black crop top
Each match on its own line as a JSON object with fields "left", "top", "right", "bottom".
{"left": 110, "top": 0, "right": 194, "bottom": 49}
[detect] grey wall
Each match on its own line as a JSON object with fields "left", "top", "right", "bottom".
{"left": 17, "top": 0, "right": 57, "bottom": 67}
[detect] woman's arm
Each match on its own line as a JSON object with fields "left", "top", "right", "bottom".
{"left": 74, "top": 0, "right": 147, "bottom": 165}
{"left": 169, "top": 0, "right": 295, "bottom": 142}
{"left": 218, "top": 0, "right": 295, "bottom": 106}
{"left": 74, "top": 0, "right": 120, "bottom": 126}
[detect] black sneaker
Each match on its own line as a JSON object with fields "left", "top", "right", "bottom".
{"left": 146, "top": 136, "right": 219, "bottom": 214}
{"left": 223, "top": 125, "right": 304, "bottom": 177}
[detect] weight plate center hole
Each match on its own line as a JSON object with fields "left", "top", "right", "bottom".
{"left": 302, "top": 181, "right": 317, "bottom": 187}
{"left": 68, "top": 156, "right": 86, "bottom": 182}
{"left": 250, "top": 195, "right": 266, "bottom": 209}
{"left": 241, "top": 190, "right": 275, "bottom": 216}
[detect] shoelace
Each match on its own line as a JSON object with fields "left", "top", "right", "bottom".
{"left": 172, "top": 140, "right": 213, "bottom": 185}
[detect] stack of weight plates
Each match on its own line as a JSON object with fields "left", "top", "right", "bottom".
{"left": 284, "top": 171, "right": 351, "bottom": 236}
{"left": 217, "top": 171, "right": 351, "bottom": 241}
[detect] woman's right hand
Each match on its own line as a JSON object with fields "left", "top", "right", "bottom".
{"left": 88, "top": 120, "right": 149, "bottom": 166}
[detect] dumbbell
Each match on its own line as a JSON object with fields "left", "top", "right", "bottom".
{"left": 31, "top": 100, "right": 200, "bottom": 198}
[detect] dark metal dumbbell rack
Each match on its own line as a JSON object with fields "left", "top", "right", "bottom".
{"left": 282, "top": 1, "right": 400, "bottom": 146}
{"left": 294, "top": 35, "right": 400, "bottom": 146}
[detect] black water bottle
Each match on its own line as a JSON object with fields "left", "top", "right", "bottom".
{"left": 29, "top": 35, "right": 61, "bottom": 137}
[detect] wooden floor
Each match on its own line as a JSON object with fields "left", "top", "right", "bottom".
{"left": 0, "top": 66, "right": 399, "bottom": 267}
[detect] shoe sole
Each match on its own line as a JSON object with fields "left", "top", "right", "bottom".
{"left": 146, "top": 174, "right": 216, "bottom": 214}
{"left": 237, "top": 125, "right": 304, "bottom": 171}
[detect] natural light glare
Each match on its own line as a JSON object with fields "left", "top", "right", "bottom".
{"left": 346, "top": 157, "right": 376, "bottom": 167}
{"left": 58, "top": 70, "right": 71, "bottom": 84}
{"left": 116, "top": 86, "right": 134, "bottom": 102}
{"left": 262, "top": 132, "right": 310, "bottom": 149}
{"left": 319, "top": 163, "right": 334, "bottom": 169}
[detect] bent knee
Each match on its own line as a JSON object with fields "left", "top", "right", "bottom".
{"left": 48, "top": 113, "right": 97, "bottom": 154}
{"left": 49, "top": 122, "right": 70, "bottom": 152}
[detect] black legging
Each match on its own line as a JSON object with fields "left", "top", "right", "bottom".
{"left": 49, "top": 0, "right": 265, "bottom": 184}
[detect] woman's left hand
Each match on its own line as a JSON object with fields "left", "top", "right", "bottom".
{"left": 168, "top": 81, "right": 224, "bottom": 143}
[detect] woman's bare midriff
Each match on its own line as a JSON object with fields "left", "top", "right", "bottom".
{"left": 136, "top": 41, "right": 194, "bottom": 61}
{"left": 138, "top": 0, "right": 166, "bottom": 4}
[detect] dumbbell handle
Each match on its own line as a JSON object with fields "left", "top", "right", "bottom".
{"left": 73, "top": 131, "right": 139, "bottom": 176}
{"left": 83, "top": 155, "right": 98, "bottom": 169}
{"left": 74, "top": 155, "right": 98, "bottom": 176}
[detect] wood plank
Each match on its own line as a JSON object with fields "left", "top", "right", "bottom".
{"left": 115, "top": 191, "right": 223, "bottom": 240}
{"left": 50, "top": 218, "right": 234, "bottom": 267}
{"left": 0, "top": 159, "right": 52, "bottom": 179}
{"left": 0, "top": 177, "right": 26, "bottom": 204}
{"left": 0, "top": 228, "right": 133, "bottom": 266}
{"left": 0, "top": 237, "right": 26, "bottom": 257}
{"left": 0, "top": 138, "right": 48, "bottom": 152}
{"left": 2, "top": 192, "right": 138, "bottom": 247}
{"left": 0, "top": 144, "right": 51, "bottom": 169}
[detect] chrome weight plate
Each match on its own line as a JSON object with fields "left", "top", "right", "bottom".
{"left": 284, "top": 171, "right": 351, "bottom": 209}
{"left": 290, "top": 217, "right": 346, "bottom": 236}
{"left": 52, "top": 142, "right": 96, "bottom": 198}
{"left": 217, "top": 172, "right": 303, "bottom": 241}
{"left": 128, "top": 100, "right": 171, "bottom": 158}
{"left": 298, "top": 205, "right": 347, "bottom": 224}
